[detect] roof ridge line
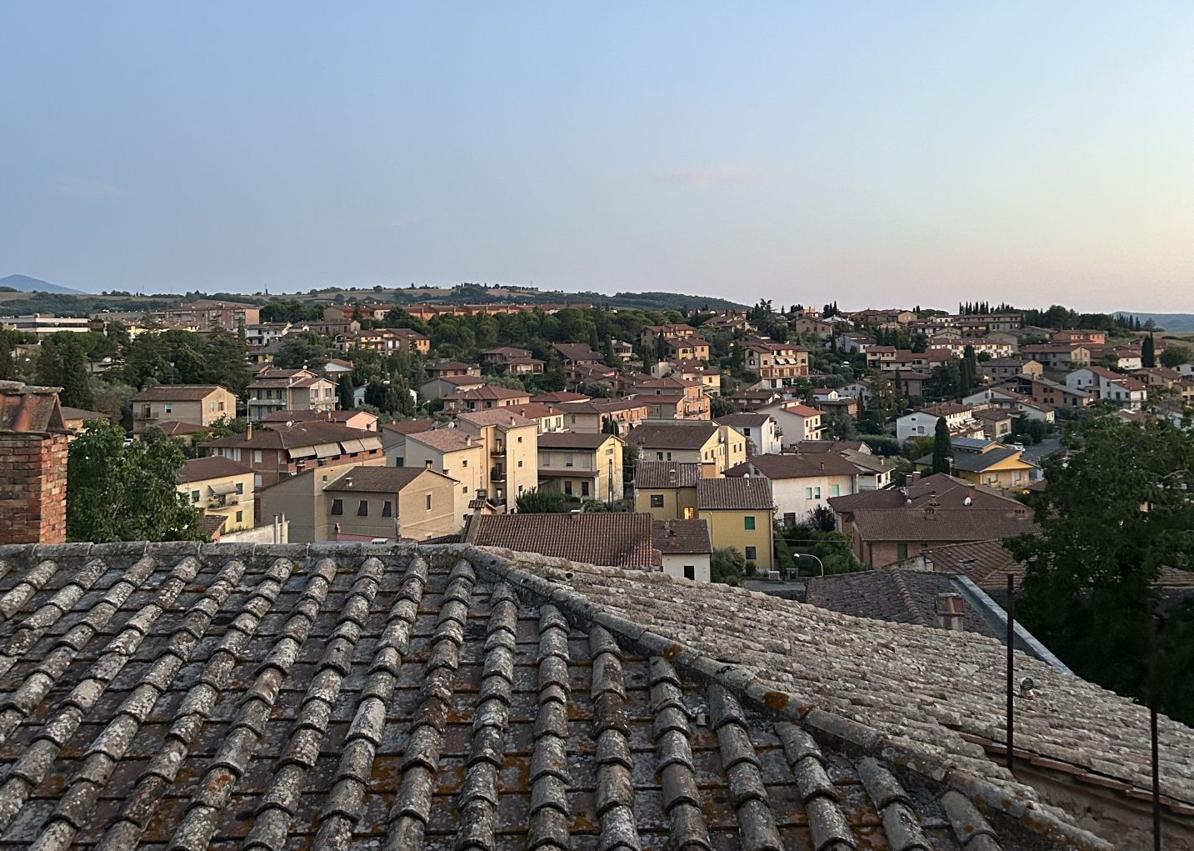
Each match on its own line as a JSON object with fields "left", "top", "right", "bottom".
{"left": 888, "top": 569, "right": 930, "bottom": 627}
{"left": 458, "top": 544, "right": 1113, "bottom": 851}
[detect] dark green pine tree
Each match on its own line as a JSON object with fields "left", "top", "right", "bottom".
{"left": 1142, "top": 332, "right": 1156, "bottom": 368}
{"left": 931, "top": 416, "right": 953, "bottom": 475}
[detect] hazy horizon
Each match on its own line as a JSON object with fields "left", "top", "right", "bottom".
{"left": 4, "top": 4, "right": 1193, "bottom": 312}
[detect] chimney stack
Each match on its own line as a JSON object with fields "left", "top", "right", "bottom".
{"left": 0, "top": 382, "right": 69, "bottom": 545}
{"left": 935, "top": 593, "right": 965, "bottom": 631}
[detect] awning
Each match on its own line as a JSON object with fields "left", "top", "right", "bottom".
{"left": 360, "top": 437, "right": 383, "bottom": 452}
{"left": 314, "top": 442, "right": 340, "bottom": 458}
{"left": 340, "top": 439, "right": 366, "bottom": 454}
{"left": 208, "top": 482, "right": 238, "bottom": 496}
{"left": 288, "top": 446, "right": 317, "bottom": 459}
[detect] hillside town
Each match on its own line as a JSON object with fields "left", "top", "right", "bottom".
{"left": 2, "top": 297, "right": 1191, "bottom": 571}
{"left": 2, "top": 294, "right": 1194, "bottom": 849}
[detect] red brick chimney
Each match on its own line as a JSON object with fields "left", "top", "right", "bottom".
{"left": 0, "top": 382, "right": 70, "bottom": 545}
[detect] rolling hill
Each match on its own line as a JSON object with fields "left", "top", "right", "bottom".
{"left": 0, "top": 274, "right": 84, "bottom": 295}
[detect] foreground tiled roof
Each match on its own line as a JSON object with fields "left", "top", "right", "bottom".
{"left": 0, "top": 541, "right": 1176, "bottom": 848}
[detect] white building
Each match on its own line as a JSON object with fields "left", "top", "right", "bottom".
{"left": 653, "top": 519, "right": 712, "bottom": 582}
{"left": 714, "top": 413, "right": 782, "bottom": 455}
{"left": 896, "top": 404, "right": 981, "bottom": 444}
{"left": 724, "top": 453, "right": 859, "bottom": 527}
{"left": 757, "top": 401, "right": 823, "bottom": 447}
{"left": 1, "top": 314, "right": 91, "bottom": 338}
{"left": 1064, "top": 367, "right": 1148, "bottom": 410}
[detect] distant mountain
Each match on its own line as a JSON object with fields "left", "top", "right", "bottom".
{"left": 1115, "top": 312, "right": 1194, "bottom": 333}
{"left": 0, "top": 274, "right": 84, "bottom": 295}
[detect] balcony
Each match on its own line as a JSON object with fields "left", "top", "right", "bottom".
{"left": 490, "top": 468, "right": 506, "bottom": 482}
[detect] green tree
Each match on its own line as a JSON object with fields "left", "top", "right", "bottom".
{"left": 1142, "top": 332, "right": 1156, "bottom": 368}
{"left": 0, "top": 330, "right": 16, "bottom": 380}
{"left": 338, "top": 374, "right": 356, "bottom": 410}
{"left": 202, "top": 329, "right": 250, "bottom": 396}
{"left": 1160, "top": 343, "right": 1191, "bottom": 369}
{"left": 36, "top": 334, "right": 94, "bottom": 409}
{"left": 274, "top": 332, "right": 332, "bottom": 370}
{"left": 1008, "top": 415, "right": 1194, "bottom": 724}
{"left": 67, "top": 420, "right": 201, "bottom": 542}
{"left": 515, "top": 488, "right": 569, "bottom": 513}
{"left": 931, "top": 417, "right": 953, "bottom": 474}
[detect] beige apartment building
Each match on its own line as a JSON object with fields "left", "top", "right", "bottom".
{"left": 403, "top": 428, "right": 486, "bottom": 522}
{"left": 455, "top": 410, "right": 539, "bottom": 512}
{"left": 246, "top": 368, "right": 337, "bottom": 421}
{"left": 628, "top": 422, "right": 746, "bottom": 475}
{"left": 132, "top": 384, "right": 236, "bottom": 434}
{"left": 176, "top": 456, "right": 255, "bottom": 535}
{"left": 321, "top": 466, "right": 460, "bottom": 542}
{"left": 257, "top": 456, "right": 387, "bottom": 542}
{"left": 537, "top": 432, "right": 624, "bottom": 503}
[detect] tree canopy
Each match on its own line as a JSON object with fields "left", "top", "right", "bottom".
{"left": 66, "top": 420, "right": 201, "bottom": 542}
{"left": 1008, "top": 414, "right": 1194, "bottom": 724}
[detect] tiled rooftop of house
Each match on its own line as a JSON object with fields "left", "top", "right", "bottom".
{"left": 633, "top": 460, "right": 702, "bottom": 489}
{"left": 0, "top": 541, "right": 1182, "bottom": 848}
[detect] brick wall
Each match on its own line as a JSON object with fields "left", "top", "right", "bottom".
{"left": 0, "top": 431, "right": 69, "bottom": 545}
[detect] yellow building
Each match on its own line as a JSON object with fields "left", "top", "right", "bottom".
{"left": 917, "top": 438, "right": 1039, "bottom": 492}
{"left": 633, "top": 460, "right": 702, "bottom": 520}
{"left": 176, "top": 456, "right": 255, "bottom": 534}
{"left": 537, "top": 432, "right": 625, "bottom": 503}
{"left": 133, "top": 384, "right": 236, "bottom": 434}
{"left": 696, "top": 477, "right": 775, "bottom": 570}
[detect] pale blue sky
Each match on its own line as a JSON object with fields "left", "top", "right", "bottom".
{"left": 2, "top": 3, "right": 1193, "bottom": 310}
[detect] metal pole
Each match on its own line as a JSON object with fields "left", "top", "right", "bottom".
{"left": 1006, "top": 572, "right": 1014, "bottom": 772}
{"left": 1149, "top": 611, "right": 1161, "bottom": 851}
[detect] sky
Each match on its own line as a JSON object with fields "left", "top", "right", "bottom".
{"left": 2, "top": 3, "right": 1193, "bottom": 312}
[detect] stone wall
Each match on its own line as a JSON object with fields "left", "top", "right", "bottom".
{"left": 0, "top": 431, "right": 69, "bottom": 545}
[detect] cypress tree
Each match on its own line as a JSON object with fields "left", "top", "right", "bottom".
{"left": 931, "top": 417, "right": 953, "bottom": 475}
{"left": 1142, "top": 332, "right": 1156, "bottom": 368}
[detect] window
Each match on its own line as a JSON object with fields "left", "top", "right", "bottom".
{"left": 830, "top": 484, "right": 840, "bottom": 497}
{"left": 897, "top": 542, "right": 909, "bottom": 560}
{"left": 564, "top": 481, "right": 573, "bottom": 496}
{"left": 656, "top": 452, "right": 664, "bottom": 460}
{"left": 190, "top": 490, "right": 200, "bottom": 503}
{"left": 382, "top": 501, "right": 393, "bottom": 517}
{"left": 331, "top": 499, "right": 343, "bottom": 515}
{"left": 426, "top": 494, "right": 433, "bottom": 510}
{"left": 813, "top": 487, "right": 821, "bottom": 499}
{"left": 683, "top": 565, "right": 695, "bottom": 580}
{"left": 784, "top": 512, "right": 796, "bottom": 527}
{"left": 235, "top": 482, "right": 244, "bottom": 494}
{"left": 744, "top": 516, "right": 755, "bottom": 530}
{"left": 744, "top": 546, "right": 757, "bottom": 561}
{"left": 650, "top": 494, "right": 665, "bottom": 508}
{"left": 517, "top": 460, "right": 523, "bottom": 468}
{"left": 164, "top": 404, "right": 173, "bottom": 414}
{"left": 804, "top": 487, "right": 813, "bottom": 499}
{"left": 581, "top": 481, "right": 590, "bottom": 497}
{"left": 357, "top": 500, "right": 368, "bottom": 517}
{"left": 235, "top": 510, "right": 243, "bottom": 523}
{"left": 253, "top": 450, "right": 263, "bottom": 463}
{"left": 461, "top": 459, "right": 468, "bottom": 468}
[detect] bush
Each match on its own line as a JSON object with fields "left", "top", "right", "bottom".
{"left": 515, "top": 488, "right": 569, "bottom": 513}
{"left": 859, "top": 434, "right": 901, "bottom": 456}
{"left": 711, "top": 547, "right": 745, "bottom": 586}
